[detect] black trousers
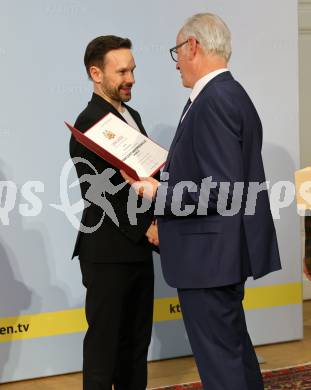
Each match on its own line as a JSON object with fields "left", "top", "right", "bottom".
{"left": 178, "top": 282, "right": 264, "bottom": 390}
{"left": 80, "top": 260, "right": 154, "bottom": 390}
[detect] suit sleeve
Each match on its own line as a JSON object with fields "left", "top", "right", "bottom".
{"left": 70, "top": 115, "right": 154, "bottom": 243}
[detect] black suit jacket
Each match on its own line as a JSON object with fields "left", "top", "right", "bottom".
{"left": 70, "top": 93, "right": 155, "bottom": 262}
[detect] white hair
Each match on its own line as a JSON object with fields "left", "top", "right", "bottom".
{"left": 180, "top": 13, "right": 232, "bottom": 62}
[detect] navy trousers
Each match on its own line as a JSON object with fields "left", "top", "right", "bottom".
{"left": 178, "top": 282, "right": 264, "bottom": 390}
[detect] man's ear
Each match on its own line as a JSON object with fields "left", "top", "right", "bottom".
{"left": 187, "top": 36, "right": 199, "bottom": 60}
{"left": 89, "top": 66, "right": 103, "bottom": 83}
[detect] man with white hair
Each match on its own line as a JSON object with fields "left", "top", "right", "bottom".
{"left": 122, "top": 13, "right": 281, "bottom": 389}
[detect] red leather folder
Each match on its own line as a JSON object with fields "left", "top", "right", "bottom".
{"left": 65, "top": 120, "right": 165, "bottom": 180}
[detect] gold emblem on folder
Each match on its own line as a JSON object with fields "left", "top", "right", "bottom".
{"left": 103, "top": 130, "right": 116, "bottom": 140}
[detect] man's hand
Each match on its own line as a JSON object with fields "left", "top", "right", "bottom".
{"left": 146, "top": 221, "right": 159, "bottom": 246}
{"left": 303, "top": 257, "right": 311, "bottom": 281}
{"left": 120, "top": 170, "right": 160, "bottom": 201}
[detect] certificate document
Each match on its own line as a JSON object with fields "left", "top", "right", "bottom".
{"left": 66, "top": 113, "right": 168, "bottom": 179}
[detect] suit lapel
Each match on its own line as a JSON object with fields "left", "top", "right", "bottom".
{"left": 125, "top": 105, "right": 148, "bottom": 136}
{"left": 165, "top": 115, "right": 189, "bottom": 170}
{"left": 91, "top": 93, "right": 123, "bottom": 120}
{"left": 165, "top": 71, "right": 234, "bottom": 171}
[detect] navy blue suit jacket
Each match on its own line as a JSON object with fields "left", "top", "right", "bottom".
{"left": 157, "top": 71, "right": 281, "bottom": 288}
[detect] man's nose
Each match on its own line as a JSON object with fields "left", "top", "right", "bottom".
{"left": 126, "top": 72, "right": 135, "bottom": 84}
{"left": 176, "top": 62, "right": 180, "bottom": 70}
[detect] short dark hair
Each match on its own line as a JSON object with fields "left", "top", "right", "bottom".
{"left": 84, "top": 35, "right": 132, "bottom": 78}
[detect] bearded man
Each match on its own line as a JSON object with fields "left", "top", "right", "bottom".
{"left": 69, "top": 35, "right": 158, "bottom": 390}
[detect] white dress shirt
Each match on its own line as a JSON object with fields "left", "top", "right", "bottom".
{"left": 181, "top": 68, "right": 228, "bottom": 122}
{"left": 120, "top": 107, "right": 140, "bottom": 132}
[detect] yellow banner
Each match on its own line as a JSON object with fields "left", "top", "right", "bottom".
{"left": 0, "top": 282, "right": 302, "bottom": 343}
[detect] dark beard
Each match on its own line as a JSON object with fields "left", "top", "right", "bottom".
{"left": 102, "top": 82, "right": 132, "bottom": 102}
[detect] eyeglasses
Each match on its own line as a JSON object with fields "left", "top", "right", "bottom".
{"left": 169, "top": 40, "right": 188, "bottom": 62}
{"left": 169, "top": 39, "right": 199, "bottom": 62}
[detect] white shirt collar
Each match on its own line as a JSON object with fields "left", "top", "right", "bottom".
{"left": 190, "top": 68, "right": 228, "bottom": 103}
